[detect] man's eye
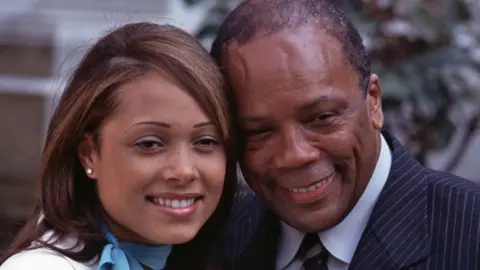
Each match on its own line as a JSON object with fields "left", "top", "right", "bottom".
{"left": 245, "top": 129, "right": 266, "bottom": 136}
{"left": 244, "top": 128, "right": 272, "bottom": 141}
{"left": 310, "top": 113, "right": 336, "bottom": 124}
{"left": 315, "top": 113, "right": 334, "bottom": 120}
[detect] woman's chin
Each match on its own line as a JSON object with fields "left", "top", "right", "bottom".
{"left": 146, "top": 227, "right": 201, "bottom": 245}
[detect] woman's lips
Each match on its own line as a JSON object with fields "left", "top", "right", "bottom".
{"left": 146, "top": 193, "right": 203, "bottom": 217}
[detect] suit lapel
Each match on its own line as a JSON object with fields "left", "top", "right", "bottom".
{"left": 350, "top": 131, "right": 430, "bottom": 269}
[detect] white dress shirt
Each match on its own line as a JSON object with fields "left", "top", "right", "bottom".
{"left": 276, "top": 134, "right": 392, "bottom": 270}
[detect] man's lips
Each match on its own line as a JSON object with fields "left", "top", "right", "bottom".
{"left": 279, "top": 172, "right": 335, "bottom": 204}
{"left": 279, "top": 171, "right": 335, "bottom": 190}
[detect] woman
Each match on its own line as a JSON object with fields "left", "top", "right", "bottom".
{"left": 0, "top": 22, "right": 237, "bottom": 270}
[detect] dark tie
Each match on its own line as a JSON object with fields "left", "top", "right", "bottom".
{"left": 296, "top": 233, "right": 329, "bottom": 270}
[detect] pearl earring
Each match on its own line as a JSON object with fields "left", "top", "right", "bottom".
{"left": 86, "top": 168, "right": 93, "bottom": 175}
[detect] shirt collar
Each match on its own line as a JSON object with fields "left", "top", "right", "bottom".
{"left": 98, "top": 224, "right": 172, "bottom": 270}
{"left": 277, "top": 134, "right": 392, "bottom": 268}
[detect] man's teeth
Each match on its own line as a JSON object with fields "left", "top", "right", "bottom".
{"left": 289, "top": 181, "right": 325, "bottom": 193}
{"left": 150, "top": 198, "right": 195, "bottom": 208}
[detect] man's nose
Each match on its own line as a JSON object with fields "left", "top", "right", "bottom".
{"left": 272, "top": 125, "right": 319, "bottom": 170}
{"left": 161, "top": 147, "right": 199, "bottom": 183}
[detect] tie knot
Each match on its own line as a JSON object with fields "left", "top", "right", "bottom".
{"left": 296, "top": 233, "right": 329, "bottom": 270}
{"left": 296, "top": 233, "right": 321, "bottom": 259}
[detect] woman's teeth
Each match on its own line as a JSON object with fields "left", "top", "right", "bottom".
{"left": 150, "top": 198, "right": 195, "bottom": 208}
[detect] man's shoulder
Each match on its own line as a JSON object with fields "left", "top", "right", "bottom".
{"left": 424, "top": 169, "right": 480, "bottom": 231}
{"left": 218, "top": 189, "right": 272, "bottom": 258}
{"left": 413, "top": 169, "right": 480, "bottom": 267}
{"left": 229, "top": 189, "right": 265, "bottom": 223}
{"left": 222, "top": 189, "right": 267, "bottom": 240}
{"left": 217, "top": 188, "right": 280, "bottom": 269}
{"left": 424, "top": 168, "right": 480, "bottom": 204}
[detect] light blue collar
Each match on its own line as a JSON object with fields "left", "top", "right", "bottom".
{"left": 98, "top": 225, "right": 172, "bottom": 270}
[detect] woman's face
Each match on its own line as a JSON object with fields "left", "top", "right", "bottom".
{"left": 79, "top": 73, "right": 226, "bottom": 244}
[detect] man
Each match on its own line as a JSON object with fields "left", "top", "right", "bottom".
{"left": 211, "top": 0, "right": 480, "bottom": 270}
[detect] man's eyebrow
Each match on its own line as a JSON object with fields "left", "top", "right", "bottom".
{"left": 297, "top": 95, "right": 346, "bottom": 112}
{"left": 298, "top": 96, "right": 331, "bottom": 111}
{"left": 239, "top": 95, "right": 346, "bottom": 124}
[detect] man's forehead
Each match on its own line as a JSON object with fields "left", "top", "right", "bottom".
{"left": 224, "top": 25, "right": 345, "bottom": 80}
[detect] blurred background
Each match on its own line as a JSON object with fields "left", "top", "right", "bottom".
{"left": 0, "top": 0, "right": 479, "bottom": 252}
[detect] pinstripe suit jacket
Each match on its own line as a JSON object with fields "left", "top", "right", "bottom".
{"left": 218, "top": 132, "right": 480, "bottom": 270}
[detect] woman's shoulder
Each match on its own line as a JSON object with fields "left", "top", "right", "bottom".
{"left": 1, "top": 248, "right": 96, "bottom": 270}
{"left": 0, "top": 233, "right": 97, "bottom": 270}
{"left": 1, "top": 247, "right": 76, "bottom": 270}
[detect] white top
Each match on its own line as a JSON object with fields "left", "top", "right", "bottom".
{"left": 0, "top": 232, "right": 98, "bottom": 270}
{"left": 276, "top": 134, "right": 393, "bottom": 270}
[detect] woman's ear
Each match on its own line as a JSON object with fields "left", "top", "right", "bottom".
{"left": 78, "top": 134, "right": 100, "bottom": 179}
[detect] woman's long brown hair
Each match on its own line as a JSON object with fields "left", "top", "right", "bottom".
{"left": 1, "top": 22, "right": 237, "bottom": 269}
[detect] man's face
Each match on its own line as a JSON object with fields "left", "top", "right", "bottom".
{"left": 224, "top": 25, "right": 384, "bottom": 232}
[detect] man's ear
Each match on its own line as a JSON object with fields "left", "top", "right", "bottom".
{"left": 366, "top": 74, "right": 384, "bottom": 130}
{"left": 78, "top": 134, "right": 100, "bottom": 179}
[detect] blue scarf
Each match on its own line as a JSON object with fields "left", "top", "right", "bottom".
{"left": 97, "top": 225, "right": 173, "bottom": 270}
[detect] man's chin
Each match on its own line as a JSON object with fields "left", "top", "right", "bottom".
{"left": 282, "top": 215, "right": 336, "bottom": 233}
{"left": 274, "top": 202, "right": 345, "bottom": 233}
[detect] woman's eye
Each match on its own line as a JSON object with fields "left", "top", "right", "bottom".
{"left": 134, "top": 138, "right": 164, "bottom": 150}
{"left": 196, "top": 137, "right": 219, "bottom": 147}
